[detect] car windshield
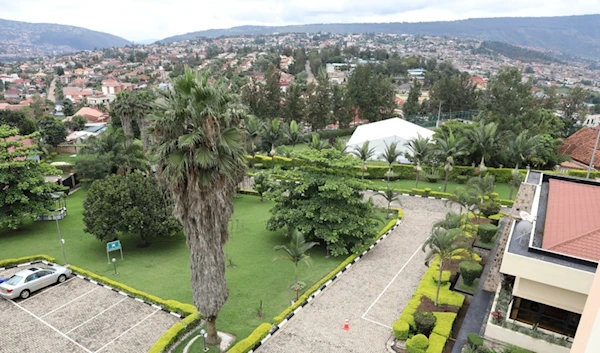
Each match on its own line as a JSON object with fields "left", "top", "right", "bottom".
{"left": 5, "top": 275, "right": 23, "bottom": 286}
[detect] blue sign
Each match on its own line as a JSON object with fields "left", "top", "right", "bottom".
{"left": 107, "top": 240, "right": 121, "bottom": 252}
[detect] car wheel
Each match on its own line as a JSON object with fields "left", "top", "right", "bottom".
{"left": 57, "top": 274, "right": 67, "bottom": 284}
{"left": 20, "top": 290, "right": 30, "bottom": 299}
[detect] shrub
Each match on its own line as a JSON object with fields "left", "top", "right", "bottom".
{"left": 414, "top": 311, "right": 437, "bottom": 336}
{"left": 227, "top": 323, "right": 272, "bottom": 353}
{"left": 479, "top": 201, "right": 501, "bottom": 217}
{"left": 488, "top": 213, "right": 504, "bottom": 225}
{"left": 426, "top": 174, "right": 439, "bottom": 183}
{"left": 406, "top": 333, "right": 429, "bottom": 353}
{"left": 478, "top": 224, "right": 498, "bottom": 243}
{"left": 467, "top": 333, "right": 484, "bottom": 348}
{"left": 393, "top": 319, "right": 410, "bottom": 340}
{"left": 456, "top": 175, "right": 468, "bottom": 184}
{"left": 426, "top": 333, "right": 446, "bottom": 353}
{"left": 424, "top": 187, "right": 432, "bottom": 195}
{"left": 502, "top": 345, "right": 534, "bottom": 353}
{"left": 431, "top": 269, "right": 451, "bottom": 284}
{"left": 459, "top": 261, "right": 483, "bottom": 286}
{"left": 0, "top": 255, "right": 57, "bottom": 268}
{"left": 431, "top": 312, "right": 455, "bottom": 338}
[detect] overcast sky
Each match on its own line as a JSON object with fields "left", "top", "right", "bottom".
{"left": 2, "top": 0, "right": 600, "bottom": 41}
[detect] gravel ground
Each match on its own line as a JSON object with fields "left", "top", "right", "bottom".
{"left": 258, "top": 194, "right": 456, "bottom": 353}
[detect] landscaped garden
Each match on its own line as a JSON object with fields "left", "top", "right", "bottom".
{"left": 0, "top": 189, "right": 387, "bottom": 343}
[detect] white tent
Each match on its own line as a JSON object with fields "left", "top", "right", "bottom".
{"left": 346, "top": 118, "right": 434, "bottom": 164}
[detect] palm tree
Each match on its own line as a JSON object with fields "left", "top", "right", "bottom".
{"left": 434, "top": 130, "right": 467, "bottom": 192}
{"left": 149, "top": 69, "right": 248, "bottom": 346}
{"left": 111, "top": 90, "right": 144, "bottom": 147}
{"left": 381, "top": 141, "right": 403, "bottom": 184}
{"left": 507, "top": 130, "right": 540, "bottom": 198}
{"left": 260, "top": 118, "right": 283, "bottom": 154}
{"left": 284, "top": 120, "right": 305, "bottom": 149}
{"left": 80, "top": 127, "right": 147, "bottom": 175}
{"left": 274, "top": 230, "right": 319, "bottom": 301}
{"left": 467, "top": 122, "right": 501, "bottom": 167}
{"left": 467, "top": 174, "right": 495, "bottom": 205}
{"left": 433, "top": 211, "right": 464, "bottom": 230}
{"left": 405, "top": 135, "right": 431, "bottom": 188}
{"left": 307, "top": 134, "right": 327, "bottom": 150}
{"left": 352, "top": 141, "right": 376, "bottom": 179}
{"left": 244, "top": 115, "right": 263, "bottom": 171}
{"left": 508, "top": 167, "right": 524, "bottom": 200}
{"left": 332, "top": 138, "right": 348, "bottom": 153}
{"left": 422, "top": 227, "right": 470, "bottom": 306}
{"left": 376, "top": 187, "right": 402, "bottom": 217}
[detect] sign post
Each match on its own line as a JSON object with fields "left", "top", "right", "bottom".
{"left": 106, "top": 240, "right": 123, "bottom": 264}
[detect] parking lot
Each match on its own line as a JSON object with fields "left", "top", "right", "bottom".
{"left": 0, "top": 265, "right": 181, "bottom": 353}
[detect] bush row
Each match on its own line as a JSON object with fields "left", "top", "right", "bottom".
{"left": 0, "top": 254, "right": 57, "bottom": 268}
{"left": 368, "top": 185, "right": 514, "bottom": 207}
{"left": 227, "top": 323, "right": 272, "bottom": 353}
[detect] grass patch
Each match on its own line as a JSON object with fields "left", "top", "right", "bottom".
{"left": 51, "top": 153, "right": 78, "bottom": 163}
{"left": 0, "top": 191, "right": 386, "bottom": 344}
{"left": 171, "top": 326, "right": 220, "bottom": 353}
{"left": 367, "top": 179, "right": 515, "bottom": 200}
{"left": 456, "top": 277, "right": 479, "bottom": 295}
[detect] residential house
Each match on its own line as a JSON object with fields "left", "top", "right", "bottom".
{"left": 4, "top": 89, "right": 21, "bottom": 101}
{"left": 484, "top": 172, "right": 600, "bottom": 353}
{"left": 101, "top": 79, "right": 133, "bottom": 95}
{"left": 582, "top": 114, "right": 600, "bottom": 128}
{"left": 87, "top": 95, "right": 116, "bottom": 106}
{"left": 559, "top": 127, "right": 600, "bottom": 171}
{"left": 73, "top": 107, "right": 108, "bottom": 123}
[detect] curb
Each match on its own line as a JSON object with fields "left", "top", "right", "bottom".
{"left": 366, "top": 189, "right": 511, "bottom": 208}
{"left": 249, "top": 219, "right": 403, "bottom": 353}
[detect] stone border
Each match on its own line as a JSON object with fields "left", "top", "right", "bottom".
{"left": 0, "top": 260, "right": 183, "bottom": 320}
{"left": 248, "top": 219, "right": 403, "bottom": 353}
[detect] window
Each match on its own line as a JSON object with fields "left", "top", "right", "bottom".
{"left": 510, "top": 297, "right": 580, "bottom": 337}
{"left": 25, "top": 274, "right": 38, "bottom": 282}
{"left": 5, "top": 275, "right": 23, "bottom": 285}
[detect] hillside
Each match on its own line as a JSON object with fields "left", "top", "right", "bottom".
{"left": 475, "top": 41, "right": 562, "bottom": 64}
{"left": 0, "top": 18, "right": 130, "bottom": 60}
{"left": 160, "top": 15, "right": 600, "bottom": 59}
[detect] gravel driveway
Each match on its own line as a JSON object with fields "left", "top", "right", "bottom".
{"left": 257, "top": 194, "right": 456, "bottom": 353}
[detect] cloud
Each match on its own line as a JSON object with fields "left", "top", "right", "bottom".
{"left": 0, "top": 0, "right": 599, "bottom": 41}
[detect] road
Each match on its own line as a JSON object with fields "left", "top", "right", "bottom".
{"left": 305, "top": 60, "right": 315, "bottom": 84}
{"left": 46, "top": 77, "right": 57, "bottom": 103}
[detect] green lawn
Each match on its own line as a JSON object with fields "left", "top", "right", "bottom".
{"left": 0, "top": 190, "right": 386, "bottom": 343}
{"left": 367, "top": 179, "right": 515, "bottom": 200}
{"left": 51, "top": 153, "right": 78, "bottom": 163}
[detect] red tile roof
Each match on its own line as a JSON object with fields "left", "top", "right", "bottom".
{"left": 560, "top": 128, "right": 600, "bottom": 169}
{"left": 543, "top": 179, "right": 600, "bottom": 261}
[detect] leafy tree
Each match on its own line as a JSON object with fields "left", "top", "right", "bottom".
{"left": 332, "top": 85, "right": 354, "bottom": 129}
{"left": 150, "top": 69, "right": 248, "bottom": 345}
{"left": 433, "top": 212, "right": 464, "bottom": 230}
{"left": 422, "top": 227, "right": 469, "bottom": 306}
{"left": 506, "top": 130, "right": 541, "bottom": 170}
{"left": 263, "top": 65, "right": 282, "bottom": 119}
{"left": 253, "top": 171, "right": 274, "bottom": 202}
{"left": 244, "top": 115, "right": 263, "bottom": 169}
{"left": 55, "top": 67, "right": 65, "bottom": 76}
{"left": 346, "top": 65, "right": 396, "bottom": 122}
{"left": 433, "top": 130, "right": 467, "bottom": 192}
{"left": 111, "top": 90, "right": 154, "bottom": 148}
{"left": 65, "top": 115, "right": 87, "bottom": 131}
{"left": 260, "top": 118, "right": 283, "bottom": 155}
{"left": 352, "top": 141, "right": 376, "bottom": 179}
{"left": 562, "top": 86, "right": 588, "bottom": 123}
{"left": 307, "top": 134, "right": 327, "bottom": 150}
{"left": 306, "top": 69, "right": 332, "bottom": 131}
{"left": 38, "top": 116, "right": 67, "bottom": 147}
{"left": 405, "top": 136, "right": 431, "bottom": 188}
{"left": 83, "top": 173, "right": 180, "bottom": 247}
{"left": 381, "top": 141, "right": 403, "bottom": 183}
{"left": 284, "top": 120, "right": 305, "bottom": 149}
{"left": 282, "top": 83, "right": 305, "bottom": 123}
{"left": 0, "top": 110, "right": 37, "bottom": 135}
{"left": 427, "top": 73, "right": 478, "bottom": 114}
{"left": 467, "top": 122, "right": 502, "bottom": 167}
{"left": 403, "top": 80, "right": 422, "bottom": 117}
{"left": 376, "top": 186, "right": 401, "bottom": 216}
{"left": 267, "top": 149, "right": 378, "bottom": 256}
{"left": 62, "top": 100, "right": 75, "bottom": 117}
{"left": 273, "top": 230, "right": 319, "bottom": 301}
{"left": 508, "top": 168, "right": 524, "bottom": 200}
{"left": 0, "top": 126, "right": 63, "bottom": 229}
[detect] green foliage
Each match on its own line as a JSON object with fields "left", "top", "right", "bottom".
{"left": 393, "top": 319, "right": 410, "bottom": 340}
{"left": 0, "top": 126, "right": 64, "bottom": 229}
{"left": 83, "top": 173, "right": 180, "bottom": 245}
{"left": 253, "top": 171, "right": 274, "bottom": 201}
{"left": 0, "top": 255, "right": 57, "bottom": 268}
{"left": 267, "top": 149, "right": 378, "bottom": 256}
{"left": 0, "top": 110, "right": 37, "bottom": 135}
{"left": 488, "top": 213, "right": 505, "bottom": 225}
{"left": 431, "top": 312, "right": 455, "bottom": 338}
{"left": 478, "top": 41, "right": 560, "bottom": 63}
{"left": 478, "top": 224, "right": 498, "bottom": 243}
{"left": 406, "top": 334, "right": 429, "bottom": 353}
{"left": 346, "top": 64, "right": 396, "bottom": 122}
{"left": 479, "top": 201, "right": 501, "bottom": 217}
{"left": 414, "top": 311, "right": 437, "bottom": 336}
{"left": 227, "top": 323, "right": 272, "bottom": 353}
{"left": 38, "top": 115, "right": 67, "bottom": 147}
{"left": 459, "top": 261, "right": 483, "bottom": 286}
{"left": 467, "top": 333, "right": 484, "bottom": 347}
{"left": 65, "top": 115, "right": 87, "bottom": 131}
{"left": 426, "top": 333, "right": 446, "bottom": 353}
{"left": 273, "top": 230, "right": 319, "bottom": 300}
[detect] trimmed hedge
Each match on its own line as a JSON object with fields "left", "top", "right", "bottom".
{"left": 393, "top": 319, "right": 410, "bottom": 340}
{"left": 459, "top": 261, "right": 483, "bottom": 286}
{"left": 467, "top": 333, "right": 483, "bottom": 347}
{"left": 414, "top": 311, "right": 437, "bottom": 336}
{"left": 406, "top": 334, "right": 429, "bottom": 353}
{"left": 567, "top": 169, "right": 600, "bottom": 179}
{"left": 426, "top": 333, "right": 447, "bottom": 353}
{"left": 431, "top": 312, "right": 456, "bottom": 338}
{"left": 148, "top": 313, "right": 201, "bottom": 353}
{"left": 488, "top": 213, "right": 505, "bottom": 225}
{"left": 227, "top": 323, "right": 272, "bottom": 353}
{"left": 237, "top": 188, "right": 259, "bottom": 196}
{"left": 478, "top": 224, "right": 498, "bottom": 243}
{"left": 0, "top": 254, "right": 57, "bottom": 268}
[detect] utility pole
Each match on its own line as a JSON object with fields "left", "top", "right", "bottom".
{"left": 435, "top": 101, "right": 442, "bottom": 128}
{"left": 587, "top": 125, "right": 600, "bottom": 179}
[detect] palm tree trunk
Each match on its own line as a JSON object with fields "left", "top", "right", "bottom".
{"left": 436, "top": 260, "right": 443, "bottom": 307}
{"left": 206, "top": 316, "right": 220, "bottom": 346}
{"left": 122, "top": 116, "right": 134, "bottom": 147}
{"left": 294, "top": 263, "right": 299, "bottom": 301}
{"left": 361, "top": 162, "right": 365, "bottom": 179}
{"left": 444, "top": 171, "right": 449, "bottom": 193}
{"left": 171, "top": 179, "right": 236, "bottom": 347}
{"left": 415, "top": 168, "right": 420, "bottom": 188}
{"left": 137, "top": 116, "right": 150, "bottom": 152}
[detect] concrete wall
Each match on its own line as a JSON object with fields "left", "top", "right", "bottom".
{"left": 572, "top": 268, "right": 600, "bottom": 353}
{"left": 513, "top": 277, "right": 588, "bottom": 314}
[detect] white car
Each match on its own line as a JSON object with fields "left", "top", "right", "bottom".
{"left": 0, "top": 264, "right": 72, "bottom": 300}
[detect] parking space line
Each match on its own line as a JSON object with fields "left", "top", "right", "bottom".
{"left": 41, "top": 287, "right": 100, "bottom": 318}
{"left": 65, "top": 297, "right": 128, "bottom": 334}
{"left": 19, "top": 277, "right": 75, "bottom": 304}
{"left": 94, "top": 308, "right": 161, "bottom": 353}
{"left": 9, "top": 299, "right": 93, "bottom": 353}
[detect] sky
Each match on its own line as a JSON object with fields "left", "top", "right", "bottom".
{"left": 1, "top": 0, "right": 600, "bottom": 41}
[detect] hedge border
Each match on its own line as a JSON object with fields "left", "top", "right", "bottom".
{"left": 0, "top": 255, "right": 199, "bottom": 353}
{"left": 227, "top": 208, "right": 404, "bottom": 353}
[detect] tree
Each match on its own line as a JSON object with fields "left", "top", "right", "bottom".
{"left": 0, "top": 110, "right": 36, "bottom": 135}
{"left": 468, "top": 122, "right": 501, "bottom": 167}
{"left": 65, "top": 115, "right": 87, "bottom": 131}
{"left": 284, "top": 120, "right": 305, "bottom": 149}
{"left": 267, "top": 149, "right": 378, "bottom": 256}
{"left": 433, "top": 212, "right": 464, "bottom": 230}
{"left": 83, "top": 173, "right": 180, "bottom": 247}
{"left": 376, "top": 186, "right": 401, "bottom": 216}
{"left": 150, "top": 69, "right": 248, "bottom": 345}
{"left": 263, "top": 64, "right": 282, "bottom": 119}
{"left": 346, "top": 65, "right": 396, "bottom": 122}
{"left": 405, "top": 136, "right": 431, "bottom": 188}
{"left": 253, "top": 171, "right": 274, "bottom": 202}
{"left": 403, "top": 80, "right": 422, "bottom": 117}
{"left": 433, "top": 130, "right": 467, "bottom": 192}
{"left": 306, "top": 69, "right": 332, "bottom": 131}
{"left": 0, "top": 126, "right": 63, "bottom": 229}
{"left": 506, "top": 130, "right": 541, "bottom": 170}
{"left": 273, "top": 230, "right": 319, "bottom": 301}
{"left": 260, "top": 118, "right": 283, "bottom": 155}
{"left": 352, "top": 141, "right": 376, "bottom": 179}
{"left": 62, "top": 100, "right": 75, "bottom": 117}
{"left": 562, "top": 86, "right": 588, "bottom": 123}
{"left": 307, "top": 134, "right": 327, "bottom": 150}
{"left": 332, "top": 85, "right": 354, "bottom": 129}
{"left": 111, "top": 90, "right": 154, "bottom": 148}
{"left": 381, "top": 141, "right": 403, "bottom": 183}
{"left": 244, "top": 115, "right": 263, "bottom": 170}
{"left": 422, "top": 227, "right": 469, "bottom": 306}
{"left": 38, "top": 116, "right": 67, "bottom": 147}
{"left": 282, "top": 83, "right": 305, "bottom": 124}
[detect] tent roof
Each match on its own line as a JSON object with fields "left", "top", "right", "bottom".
{"left": 346, "top": 118, "right": 434, "bottom": 146}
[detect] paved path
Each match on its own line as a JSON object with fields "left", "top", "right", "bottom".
{"left": 305, "top": 61, "right": 315, "bottom": 84}
{"left": 46, "top": 77, "right": 56, "bottom": 103}
{"left": 258, "top": 195, "right": 456, "bottom": 353}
